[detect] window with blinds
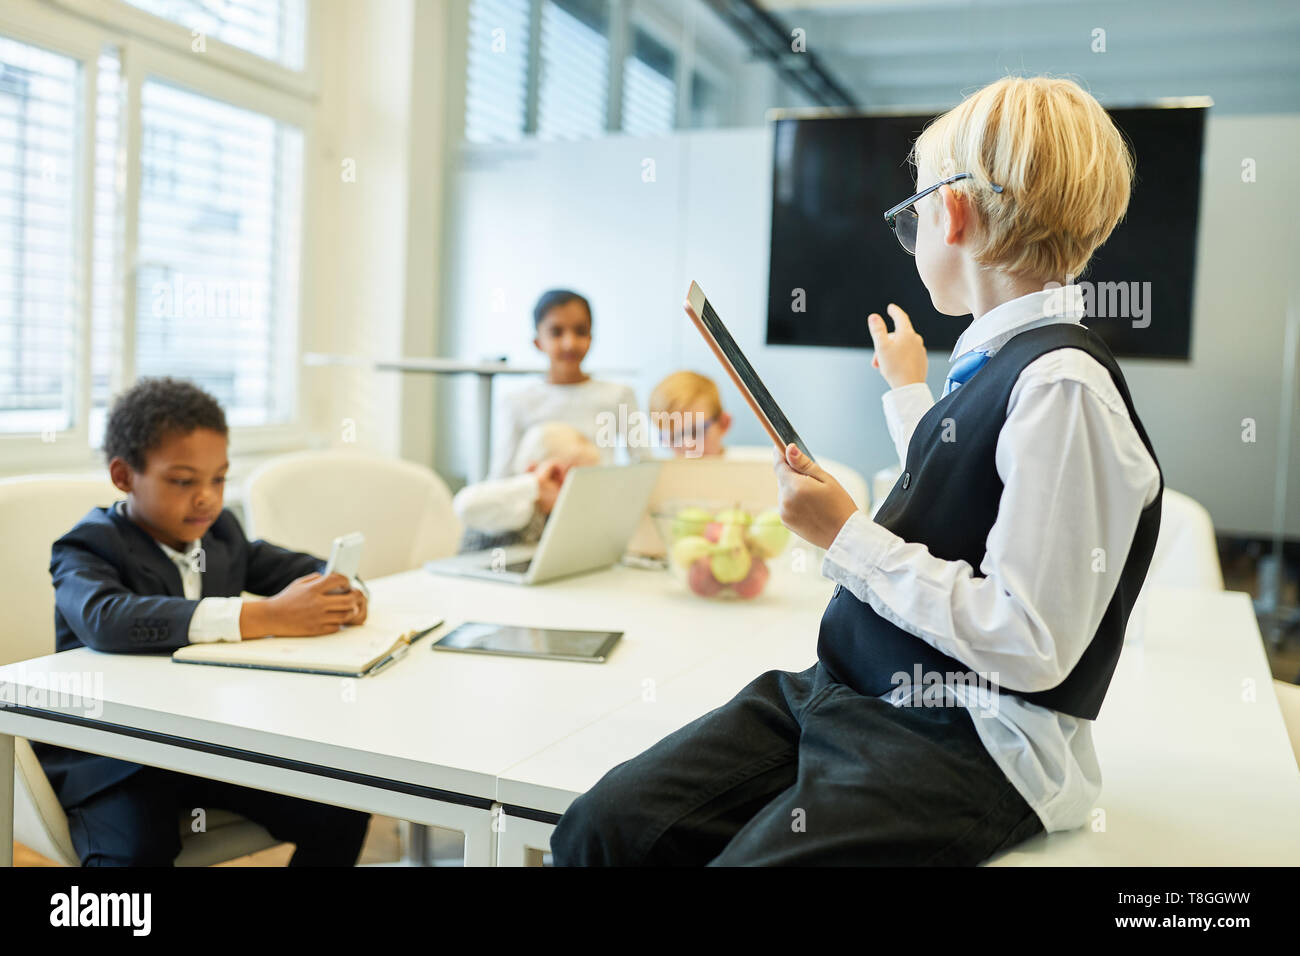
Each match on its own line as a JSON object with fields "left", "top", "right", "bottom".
{"left": 464, "top": 0, "right": 707, "bottom": 144}
{"left": 90, "top": 48, "right": 123, "bottom": 446}
{"left": 622, "top": 25, "right": 676, "bottom": 137}
{"left": 135, "top": 79, "right": 302, "bottom": 428}
{"left": 537, "top": 0, "right": 609, "bottom": 141}
{"left": 123, "top": 0, "right": 307, "bottom": 70}
{"left": 465, "top": 0, "right": 531, "bottom": 144}
{"left": 0, "top": 36, "right": 80, "bottom": 435}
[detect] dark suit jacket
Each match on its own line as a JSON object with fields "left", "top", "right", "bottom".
{"left": 34, "top": 503, "right": 326, "bottom": 808}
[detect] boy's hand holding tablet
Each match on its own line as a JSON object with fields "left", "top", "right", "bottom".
{"left": 770, "top": 445, "right": 859, "bottom": 551}
{"left": 683, "top": 281, "right": 860, "bottom": 550}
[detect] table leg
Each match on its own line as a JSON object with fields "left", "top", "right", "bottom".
{"left": 1, "top": 733, "right": 14, "bottom": 867}
{"left": 403, "top": 821, "right": 431, "bottom": 865}
{"left": 476, "top": 373, "right": 494, "bottom": 482}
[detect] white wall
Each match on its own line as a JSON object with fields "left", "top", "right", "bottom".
{"left": 305, "top": 0, "right": 454, "bottom": 467}
{"left": 436, "top": 115, "right": 1300, "bottom": 538}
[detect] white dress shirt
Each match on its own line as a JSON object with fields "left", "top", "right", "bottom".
{"left": 112, "top": 499, "right": 243, "bottom": 643}
{"left": 153, "top": 537, "right": 245, "bottom": 644}
{"left": 453, "top": 472, "right": 543, "bottom": 532}
{"left": 822, "top": 286, "right": 1161, "bottom": 832}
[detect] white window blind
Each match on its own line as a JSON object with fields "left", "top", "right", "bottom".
{"left": 465, "top": 0, "right": 531, "bottom": 144}
{"left": 622, "top": 26, "right": 676, "bottom": 136}
{"left": 537, "top": 0, "right": 609, "bottom": 141}
{"left": 123, "top": 0, "right": 306, "bottom": 70}
{"left": 135, "top": 79, "right": 302, "bottom": 427}
{"left": 90, "top": 48, "right": 123, "bottom": 445}
{"left": 0, "top": 36, "right": 80, "bottom": 435}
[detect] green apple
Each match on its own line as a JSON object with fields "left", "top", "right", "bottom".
{"left": 710, "top": 545, "right": 752, "bottom": 584}
{"left": 747, "top": 509, "right": 790, "bottom": 559}
{"left": 671, "top": 535, "right": 714, "bottom": 570}
{"left": 672, "top": 506, "right": 713, "bottom": 540}
{"left": 714, "top": 507, "right": 752, "bottom": 528}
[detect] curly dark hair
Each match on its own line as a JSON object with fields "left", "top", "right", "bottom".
{"left": 103, "top": 377, "right": 228, "bottom": 471}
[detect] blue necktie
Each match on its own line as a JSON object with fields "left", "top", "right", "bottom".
{"left": 942, "top": 349, "right": 990, "bottom": 397}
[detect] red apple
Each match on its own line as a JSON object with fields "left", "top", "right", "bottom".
{"left": 688, "top": 557, "right": 724, "bottom": 597}
{"left": 732, "top": 557, "right": 770, "bottom": 599}
{"left": 703, "top": 522, "right": 723, "bottom": 543}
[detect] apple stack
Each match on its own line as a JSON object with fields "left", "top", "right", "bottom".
{"left": 660, "top": 505, "right": 791, "bottom": 600}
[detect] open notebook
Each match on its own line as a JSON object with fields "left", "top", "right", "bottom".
{"left": 172, "top": 611, "right": 444, "bottom": 678}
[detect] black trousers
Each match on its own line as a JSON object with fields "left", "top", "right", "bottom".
{"left": 64, "top": 766, "right": 372, "bottom": 867}
{"left": 551, "top": 662, "right": 1044, "bottom": 866}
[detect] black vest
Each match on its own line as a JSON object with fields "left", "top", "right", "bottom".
{"left": 817, "top": 323, "right": 1162, "bottom": 720}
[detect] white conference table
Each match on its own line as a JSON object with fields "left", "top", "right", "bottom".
{"left": 0, "top": 556, "right": 835, "bottom": 867}
{"left": 495, "top": 586, "right": 1300, "bottom": 866}
{"left": 3, "top": 565, "right": 1298, "bottom": 867}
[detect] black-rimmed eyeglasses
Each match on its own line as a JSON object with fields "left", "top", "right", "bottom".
{"left": 883, "top": 172, "right": 1004, "bottom": 255}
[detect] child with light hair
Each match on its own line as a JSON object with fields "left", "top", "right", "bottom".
{"left": 454, "top": 422, "right": 600, "bottom": 553}
{"left": 555, "top": 76, "right": 1162, "bottom": 865}
{"left": 647, "top": 370, "right": 732, "bottom": 459}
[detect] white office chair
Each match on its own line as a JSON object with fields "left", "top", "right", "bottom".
{"left": 1144, "top": 488, "right": 1224, "bottom": 590}
{"left": 242, "top": 450, "right": 461, "bottom": 580}
{"left": 0, "top": 475, "right": 280, "bottom": 866}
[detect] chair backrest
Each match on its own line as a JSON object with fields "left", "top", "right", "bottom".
{"left": 243, "top": 450, "right": 461, "bottom": 580}
{"left": 1145, "top": 487, "right": 1224, "bottom": 590}
{"left": 0, "top": 475, "right": 121, "bottom": 666}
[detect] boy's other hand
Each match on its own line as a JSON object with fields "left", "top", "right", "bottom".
{"left": 342, "top": 585, "right": 368, "bottom": 626}
{"left": 867, "top": 303, "right": 928, "bottom": 390}
{"left": 242, "top": 572, "right": 363, "bottom": 638}
{"left": 531, "top": 458, "right": 568, "bottom": 515}
{"left": 773, "top": 444, "right": 859, "bottom": 552}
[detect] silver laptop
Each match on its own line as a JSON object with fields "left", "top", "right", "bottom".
{"left": 425, "top": 461, "right": 662, "bottom": 585}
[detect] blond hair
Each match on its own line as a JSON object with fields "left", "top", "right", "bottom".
{"left": 510, "top": 422, "right": 597, "bottom": 474}
{"left": 650, "top": 371, "right": 723, "bottom": 419}
{"left": 910, "top": 75, "right": 1134, "bottom": 281}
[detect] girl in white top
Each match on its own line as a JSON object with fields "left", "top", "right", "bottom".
{"left": 489, "top": 289, "right": 641, "bottom": 479}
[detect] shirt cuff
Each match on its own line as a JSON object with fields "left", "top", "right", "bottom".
{"left": 187, "top": 596, "right": 244, "bottom": 643}
{"left": 820, "top": 509, "right": 899, "bottom": 593}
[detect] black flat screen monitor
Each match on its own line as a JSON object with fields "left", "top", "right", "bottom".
{"left": 766, "top": 106, "right": 1206, "bottom": 359}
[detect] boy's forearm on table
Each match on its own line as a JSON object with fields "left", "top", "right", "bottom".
{"left": 239, "top": 599, "right": 277, "bottom": 639}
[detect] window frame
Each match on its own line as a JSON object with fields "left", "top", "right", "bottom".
{"left": 0, "top": 0, "right": 317, "bottom": 472}
{"left": 0, "top": 5, "right": 105, "bottom": 468}
{"left": 47, "top": 0, "right": 317, "bottom": 96}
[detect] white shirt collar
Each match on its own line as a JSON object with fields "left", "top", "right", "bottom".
{"left": 156, "top": 537, "right": 202, "bottom": 565}
{"left": 950, "top": 285, "right": 1086, "bottom": 362}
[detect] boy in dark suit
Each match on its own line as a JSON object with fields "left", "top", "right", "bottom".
{"left": 36, "top": 377, "right": 372, "bottom": 866}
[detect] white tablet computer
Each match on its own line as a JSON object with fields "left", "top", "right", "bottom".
{"left": 684, "top": 281, "right": 816, "bottom": 462}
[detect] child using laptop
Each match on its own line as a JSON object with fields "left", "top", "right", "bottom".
{"left": 36, "top": 377, "right": 373, "bottom": 866}
{"left": 488, "top": 289, "right": 642, "bottom": 477}
{"left": 553, "top": 76, "right": 1163, "bottom": 865}
{"left": 455, "top": 422, "right": 600, "bottom": 552}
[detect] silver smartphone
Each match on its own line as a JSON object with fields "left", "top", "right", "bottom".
{"left": 323, "top": 532, "right": 364, "bottom": 592}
